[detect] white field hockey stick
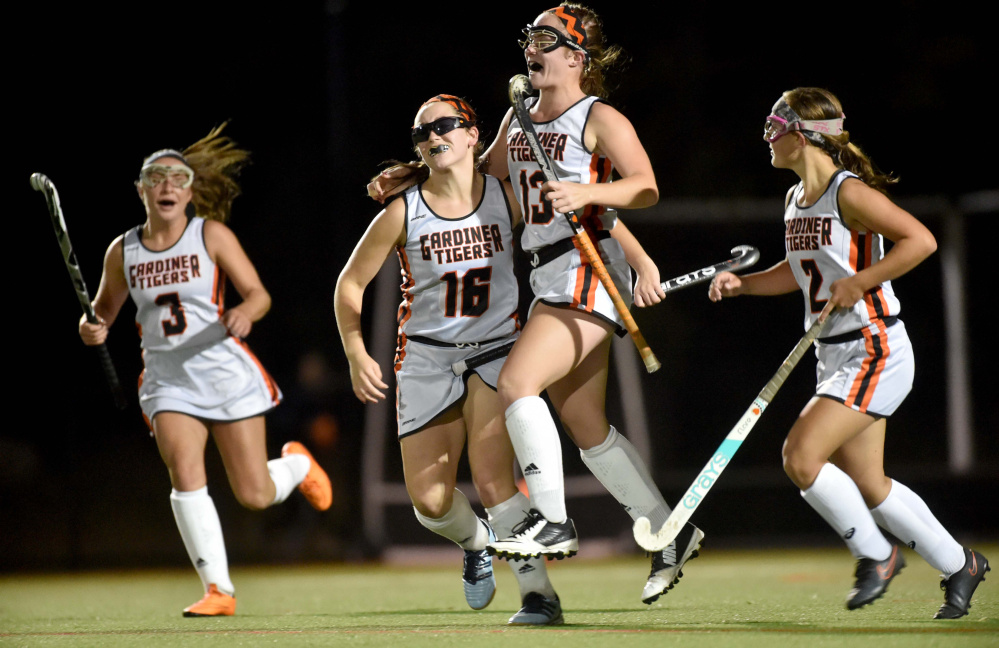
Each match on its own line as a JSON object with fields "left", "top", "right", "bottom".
{"left": 508, "top": 74, "right": 660, "bottom": 373}
{"left": 31, "top": 173, "right": 128, "bottom": 410}
{"left": 633, "top": 301, "right": 835, "bottom": 551}
{"left": 660, "top": 246, "right": 759, "bottom": 295}
{"left": 450, "top": 340, "right": 517, "bottom": 376}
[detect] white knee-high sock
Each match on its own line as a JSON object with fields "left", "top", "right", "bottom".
{"left": 870, "top": 479, "right": 965, "bottom": 575}
{"left": 504, "top": 396, "right": 567, "bottom": 523}
{"left": 267, "top": 454, "right": 311, "bottom": 505}
{"left": 801, "top": 463, "right": 892, "bottom": 560}
{"left": 579, "top": 426, "right": 671, "bottom": 533}
{"left": 170, "top": 487, "right": 235, "bottom": 596}
{"left": 486, "top": 491, "right": 556, "bottom": 599}
{"left": 413, "top": 489, "right": 490, "bottom": 550}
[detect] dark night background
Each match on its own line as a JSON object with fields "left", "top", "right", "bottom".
{"left": 6, "top": 2, "right": 995, "bottom": 571}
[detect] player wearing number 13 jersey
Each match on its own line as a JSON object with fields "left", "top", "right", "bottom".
{"left": 123, "top": 216, "right": 281, "bottom": 422}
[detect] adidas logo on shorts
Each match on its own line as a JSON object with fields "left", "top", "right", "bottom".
{"left": 524, "top": 463, "right": 540, "bottom": 476}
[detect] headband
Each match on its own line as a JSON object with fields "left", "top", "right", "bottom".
{"left": 420, "top": 94, "right": 476, "bottom": 124}
{"left": 546, "top": 5, "right": 588, "bottom": 50}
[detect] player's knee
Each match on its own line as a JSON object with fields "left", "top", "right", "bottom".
{"left": 233, "top": 484, "right": 273, "bottom": 511}
{"left": 409, "top": 485, "right": 452, "bottom": 519}
{"left": 781, "top": 443, "right": 820, "bottom": 490}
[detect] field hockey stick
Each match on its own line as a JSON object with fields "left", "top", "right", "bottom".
{"left": 508, "top": 74, "right": 661, "bottom": 373}
{"left": 660, "top": 246, "right": 760, "bottom": 295}
{"left": 633, "top": 301, "right": 835, "bottom": 551}
{"left": 31, "top": 173, "right": 128, "bottom": 410}
{"left": 450, "top": 339, "right": 517, "bottom": 376}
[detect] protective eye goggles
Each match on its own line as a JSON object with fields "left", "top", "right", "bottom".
{"left": 411, "top": 116, "right": 474, "bottom": 145}
{"left": 764, "top": 114, "right": 845, "bottom": 143}
{"left": 519, "top": 25, "right": 587, "bottom": 56}
{"left": 139, "top": 163, "right": 195, "bottom": 189}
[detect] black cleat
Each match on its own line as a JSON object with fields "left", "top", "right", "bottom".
{"left": 508, "top": 592, "right": 564, "bottom": 625}
{"left": 847, "top": 545, "right": 905, "bottom": 610}
{"left": 642, "top": 523, "right": 705, "bottom": 604}
{"left": 934, "top": 548, "right": 990, "bottom": 619}
{"left": 487, "top": 509, "right": 578, "bottom": 560}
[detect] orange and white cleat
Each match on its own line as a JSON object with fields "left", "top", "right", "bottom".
{"left": 282, "top": 441, "right": 333, "bottom": 511}
{"left": 183, "top": 584, "right": 236, "bottom": 617}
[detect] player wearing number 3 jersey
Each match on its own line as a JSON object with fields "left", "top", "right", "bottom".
{"left": 79, "top": 124, "right": 332, "bottom": 617}
{"left": 124, "top": 217, "right": 280, "bottom": 422}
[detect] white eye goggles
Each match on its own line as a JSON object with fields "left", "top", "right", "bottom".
{"left": 139, "top": 163, "right": 195, "bottom": 189}
{"left": 764, "top": 113, "right": 844, "bottom": 143}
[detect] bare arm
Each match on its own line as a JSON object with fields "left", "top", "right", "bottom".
{"left": 610, "top": 220, "right": 663, "bottom": 307}
{"left": 829, "top": 178, "right": 937, "bottom": 308}
{"left": 708, "top": 259, "right": 799, "bottom": 302}
{"left": 79, "top": 236, "right": 130, "bottom": 346}
{"left": 542, "top": 103, "right": 659, "bottom": 214}
{"left": 334, "top": 201, "right": 406, "bottom": 403}
{"left": 482, "top": 108, "right": 513, "bottom": 181}
{"left": 205, "top": 220, "right": 271, "bottom": 338}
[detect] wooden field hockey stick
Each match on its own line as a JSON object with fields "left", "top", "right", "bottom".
{"left": 508, "top": 75, "right": 660, "bottom": 372}
{"left": 31, "top": 173, "right": 128, "bottom": 410}
{"left": 632, "top": 301, "right": 836, "bottom": 550}
{"left": 659, "top": 246, "right": 759, "bottom": 295}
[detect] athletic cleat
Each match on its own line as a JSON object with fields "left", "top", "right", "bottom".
{"left": 182, "top": 584, "right": 235, "bottom": 617}
{"left": 462, "top": 522, "right": 497, "bottom": 610}
{"left": 487, "top": 509, "right": 578, "bottom": 560}
{"left": 642, "top": 523, "right": 705, "bottom": 604}
{"left": 508, "top": 592, "right": 564, "bottom": 625}
{"left": 282, "top": 441, "right": 333, "bottom": 511}
{"left": 934, "top": 548, "right": 990, "bottom": 619}
{"left": 846, "top": 545, "right": 905, "bottom": 610}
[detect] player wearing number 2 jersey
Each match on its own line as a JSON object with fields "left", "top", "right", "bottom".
{"left": 710, "top": 87, "right": 988, "bottom": 618}
{"left": 79, "top": 124, "right": 331, "bottom": 617}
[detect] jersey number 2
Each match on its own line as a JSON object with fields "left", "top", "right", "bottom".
{"left": 799, "top": 259, "right": 829, "bottom": 313}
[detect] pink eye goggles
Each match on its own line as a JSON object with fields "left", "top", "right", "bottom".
{"left": 764, "top": 113, "right": 844, "bottom": 143}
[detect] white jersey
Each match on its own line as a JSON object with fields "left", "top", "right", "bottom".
{"left": 125, "top": 217, "right": 227, "bottom": 352}
{"left": 123, "top": 217, "right": 280, "bottom": 423}
{"left": 508, "top": 95, "right": 618, "bottom": 252}
{"left": 784, "top": 170, "right": 901, "bottom": 338}
{"left": 395, "top": 175, "right": 520, "bottom": 346}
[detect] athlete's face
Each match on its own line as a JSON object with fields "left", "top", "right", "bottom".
{"left": 137, "top": 156, "right": 193, "bottom": 221}
{"left": 412, "top": 102, "right": 478, "bottom": 171}
{"left": 523, "top": 13, "right": 584, "bottom": 89}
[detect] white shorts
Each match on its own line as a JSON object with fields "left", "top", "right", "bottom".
{"left": 394, "top": 335, "right": 514, "bottom": 438}
{"left": 528, "top": 236, "right": 633, "bottom": 333}
{"left": 814, "top": 319, "right": 913, "bottom": 418}
{"left": 139, "top": 337, "right": 282, "bottom": 426}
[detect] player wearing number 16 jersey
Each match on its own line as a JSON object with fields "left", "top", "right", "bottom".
{"left": 79, "top": 124, "right": 331, "bottom": 617}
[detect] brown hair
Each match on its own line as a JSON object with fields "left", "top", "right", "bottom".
{"left": 549, "top": 2, "right": 625, "bottom": 98}
{"left": 783, "top": 87, "right": 898, "bottom": 194}
{"left": 180, "top": 121, "right": 251, "bottom": 222}
{"left": 374, "top": 95, "right": 486, "bottom": 189}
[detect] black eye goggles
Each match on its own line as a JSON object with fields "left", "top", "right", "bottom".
{"left": 411, "top": 116, "right": 474, "bottom": 146}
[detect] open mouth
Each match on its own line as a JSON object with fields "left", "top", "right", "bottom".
{"left": 429, "top": 144, "right": 450, "bottom": 157}
{"left": 528, "top": 61, "right": 543, "bottom": 72}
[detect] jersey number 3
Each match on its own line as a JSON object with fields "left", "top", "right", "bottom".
{"left": 155, "top": 292, "right": 188, "bottom": 336}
